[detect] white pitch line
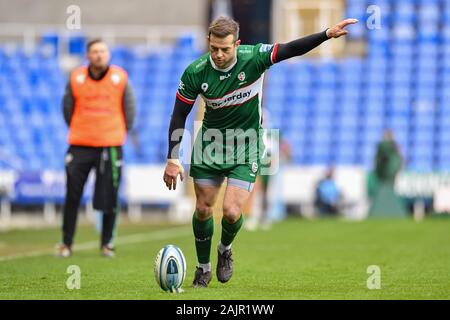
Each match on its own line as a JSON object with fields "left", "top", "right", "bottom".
{"left": 0, "top": 226, "right": 192, "bottom": 262}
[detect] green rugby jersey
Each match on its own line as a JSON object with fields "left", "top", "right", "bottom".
{"left": 176, "top": 43, "right": 278, "bottom": 131}
{"left": 176, "top": 43, "right": 279, "bottom": 171}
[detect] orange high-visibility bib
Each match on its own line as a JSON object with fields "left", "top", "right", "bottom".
{"left": 68, "top": 65, "right": 127, "bottom": 147}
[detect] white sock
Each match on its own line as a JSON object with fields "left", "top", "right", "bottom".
{"left": 218, "top": 242, "right": 232, "bottom": 254}
{"left": 198, "top": 262, "right": 211, "bottom": 273}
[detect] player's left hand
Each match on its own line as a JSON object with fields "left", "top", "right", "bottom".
{"left": 326, "top": 18, "right": 358, "bottom": 38}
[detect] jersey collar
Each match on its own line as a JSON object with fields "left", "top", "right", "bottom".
{"left": 209, "top": 55, "right": 237, "bottom": 73}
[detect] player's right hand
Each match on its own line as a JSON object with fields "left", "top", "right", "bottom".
{"left": 163, "top": 159, "right": 185, "bottom": 190}
{"left": 326, "top": 18, "right": 358, "bottom": 38}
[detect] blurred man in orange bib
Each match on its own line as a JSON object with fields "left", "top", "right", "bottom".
{"left": 56, "top": 39, "right": 136, "bottom": 258}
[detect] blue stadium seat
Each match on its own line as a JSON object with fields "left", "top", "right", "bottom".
{"left": 412, "top": 111, "right": 435, "bottom": 128}
{"left": 391, "top": 23, "right": 415, "bottom": 42}
{"left": 386, "top": 111, "right": 409, "bottom": 128}
{"left": 68, "top": 33, "right": 86, "bottom": 55}
{"left": 40, "top": 32, "right": 59, "bottom": 57}
{"left": 287, "top": 113, "right": 307, "bottom": 131}
{"left": 437, "top": 128, "right": 450, "bottom": 144}
{"left": 368, "top": 27, "right": 390, "bottom": 44}
{"left": 338, "top": 112, "right": 359, "bottom": 128}
{"left": 310, "top": 115, "right": 334, "bottom": 131}
{"left": 408, "top": 156, "right": 434, "bottom": 172}
{"left": 2, "top": 2, "right": 448, "bottom": 172}
{"left": 362, "top": 124, "right": 384, "bottom": 143}
{"left": 308, "top": 144, "right": 331, "bottom": 164}
{"left": 285, "top": 130, "right": 306, "bottom": 151}
{"left": 368, "top": 45, "right": 389, "bottom": 60}
{"left": 335, "top": 126, "right": 358, "bottom": 145}
{"left": 334, "top": 143, "right": 357, "bottom": 164}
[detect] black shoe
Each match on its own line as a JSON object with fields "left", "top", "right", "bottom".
{"left": 101, "top": 245, "right": 115, "bottom": 258}
{"left": 192, "top": 267, "right": 212, "bottom": 288}
{"left": 216, "top": 248, "right": 233, "bottom": 283}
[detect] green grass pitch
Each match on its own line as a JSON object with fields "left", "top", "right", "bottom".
{"left": 1, "top": 217, "right": 449, "bottom": 299}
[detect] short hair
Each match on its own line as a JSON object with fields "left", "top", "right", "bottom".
{"left": 86, "top": 38, "right": 105, "bottom": 52}
{"left": 208, "top": 16, "right": 239, "bottom": 40}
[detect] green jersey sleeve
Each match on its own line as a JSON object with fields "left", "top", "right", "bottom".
{"left": 176, "top": 68, "right": 200, "bottom": 104}
{"left": 253, "top": 43, "right": 279, "bottom": 74}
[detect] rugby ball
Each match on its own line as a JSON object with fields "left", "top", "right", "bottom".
{"left": 154, "top": 244, "right": 186, "bottom": 292}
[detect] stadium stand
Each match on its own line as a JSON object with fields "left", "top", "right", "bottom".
{"left": 0, "top": 0, "right": 449, "bottom": 175}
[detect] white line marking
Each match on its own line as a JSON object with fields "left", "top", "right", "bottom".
{"left": 0, "top": 226, "right": 191, "bottom": 262}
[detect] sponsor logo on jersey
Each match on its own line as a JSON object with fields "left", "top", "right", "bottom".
{"left": 207, "top": 90, "right": 252, "bottom": 108}
{"left": 238, "top": 72, "right": 246, "bottom": 81}
{"left": 76, "top": 74, "right": 86, "bottom": 84}
{"left": 178, "top": 81, "right": 185, "bottom": 91}
{"left": 201, "top": 83, "right": 209, "bottom": 92}
{"left": 111, "top": 73, "right": 121, "bottom": 85}
{"left": 220, "top": 73, "right": 231, "bottom": 81}
{"left": 259, "top": 44, "right": 274, "bottom": 52}
{"left": 201, "top": 76, "right": 263, "bottom": 109}
{"left": 251, "top": 162, "right": 258, "bottom": 173}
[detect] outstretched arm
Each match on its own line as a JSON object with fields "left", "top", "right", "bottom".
{"left": 274, "top": 18, "right": 358, "bottom": 63}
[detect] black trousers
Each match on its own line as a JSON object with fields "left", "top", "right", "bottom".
{"left": 62, "top": 145, "right": 123, "bottom": 247}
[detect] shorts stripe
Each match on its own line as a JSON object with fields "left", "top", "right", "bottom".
{"left": 194, "top": 177, "right": 254, "bottom": 192}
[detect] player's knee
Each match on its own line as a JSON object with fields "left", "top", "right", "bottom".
{"left": 195, "top": 203, "right": 213, "bottom": 220}
{"left": 222, "top": 203, "right": 241, "bottom": 223}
